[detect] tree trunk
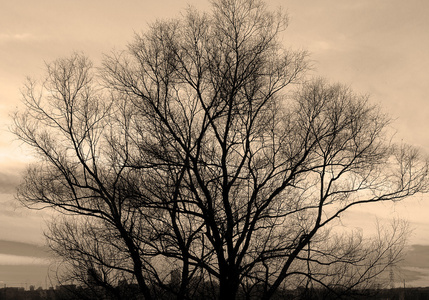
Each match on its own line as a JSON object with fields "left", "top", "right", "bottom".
{"left": 219, "top": 271, "right": 239, "bottom": 300}
{"left": 117, "top": 224, "right": 153, "bottom": 300}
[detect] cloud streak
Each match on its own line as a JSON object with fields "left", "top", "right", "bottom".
{"left": 0, "top": 171, "right": 21, "bottom": 194}
{"left": 0, "top": 254, "right": 49, "bottom": 266}
{"left": 396, "top": 245, "right": 429, "bottom": 286}
{"left": 0, "top": 240, "right": 50, "bottom": 259}
{"left": 0, "top": 33, "right": 43, "bottom": 43}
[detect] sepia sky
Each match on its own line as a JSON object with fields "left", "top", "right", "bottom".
{"left": 0, "top": 0, "right": 429, "bottom": 288}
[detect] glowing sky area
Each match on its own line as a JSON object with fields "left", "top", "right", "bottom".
{"left": 0, "top": 0, "right": 429, "bottom": 288}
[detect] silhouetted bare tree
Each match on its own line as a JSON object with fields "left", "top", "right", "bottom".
{"left": 13, "top": 0, "right": 428, "bottom": 299}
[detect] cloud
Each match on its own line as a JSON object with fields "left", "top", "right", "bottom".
{"left": 0, "top": 240, "right": 50, "bottom": 259}
{"left": 0, "top": 254, "right": 49, "bottom": 266}
{"left": 0, "top": 171, "right": 22, "bottom": 194}
{"left": 0, "top": 33, "right": 37, "bottom": 43}
{"left": 0, "top": 240, "right": 52, "bottom": 269}
{"left": 394, "top": 267, "right": 429, "bottom": 286}
{"left": 401, "top": 245, "right": 429, "bottom": 269}
{"left": 393, "top": 245, "right": 429, "bottom": 286}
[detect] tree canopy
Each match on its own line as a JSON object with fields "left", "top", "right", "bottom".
{"left": 13, "top": 0, "right": 428, "bottom": 299}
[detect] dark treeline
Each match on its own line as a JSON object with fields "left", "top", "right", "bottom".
{"left": 2, "top": 284, "right": 429, "bottom": 300}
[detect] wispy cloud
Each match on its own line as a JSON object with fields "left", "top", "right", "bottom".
{"left": 0, "top": 33, "right": 32, "bottom": 41}
{"left": 396, "top": 245, "right": 429, "bottom": 286}
{"left": 401, "top": 245, "right": 429, "bottom": 269}
{"left": 0, "top": 254, "right": 49, "bottom": 266}
{"left": 0, "top": 171, "right": 21, "bottom": 194}
{"left": 0, "top": 240, "right": 51, "bottom": 267}
{"left": 0, "top": 240, "right": 50, "bottom": 259}
{"left": 0, "top": 33, "right": 48, "bottom": 43}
